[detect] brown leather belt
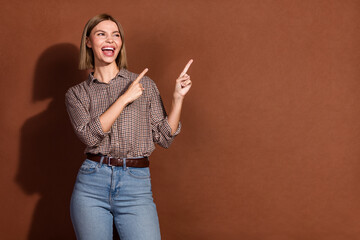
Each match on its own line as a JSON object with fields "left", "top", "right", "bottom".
{"left": 86, "top": 153, "right": 149, "bottom": 168}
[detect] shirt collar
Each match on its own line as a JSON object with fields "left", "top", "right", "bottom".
{"left": 87, "top": 68, "right": 129, "bottom": 85}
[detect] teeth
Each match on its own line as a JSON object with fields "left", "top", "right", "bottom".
{"left": 102, "top": 47, "right": 114, "bottom": 51}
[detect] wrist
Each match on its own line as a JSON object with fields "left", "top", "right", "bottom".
{"left": 173, "top": 92, "right": 184, "bottom": 102}
{"left": 118, "top": 94, "right": 130, "bottom": 106}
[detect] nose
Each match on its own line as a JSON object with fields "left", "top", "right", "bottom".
{"left": 106, "top": 36, "right": 114, "bottom": 43}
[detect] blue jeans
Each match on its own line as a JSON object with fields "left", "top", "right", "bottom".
{"left": 70, "top": 158, "right": 161, "bottom": 240}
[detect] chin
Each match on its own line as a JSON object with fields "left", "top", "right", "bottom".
{"left": 98, "top": 58, "right": 117, "bottom": 65}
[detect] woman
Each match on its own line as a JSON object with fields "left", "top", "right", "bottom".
{"left": 65, "top": 13, "right": 192, "bottom": 240}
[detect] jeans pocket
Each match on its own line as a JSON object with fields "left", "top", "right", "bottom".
{"left": 78, "top": 159, "right": 98, "bottom": 175}
{"left": 127, "top": 167, "right": 151, "bottom": 179}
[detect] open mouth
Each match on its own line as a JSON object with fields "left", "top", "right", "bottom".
{"left": 101, "top": 47, "right": 115, "bottom": 56}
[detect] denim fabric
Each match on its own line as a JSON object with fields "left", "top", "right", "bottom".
{"left": 70, "top": 159, "right": 161, "bottom": 240}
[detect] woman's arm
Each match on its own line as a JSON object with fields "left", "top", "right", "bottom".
{"left": 65, "top": 88, "right": 107, "bottom": 147}
{"left": 99, "top": 68, "right": 148, "bottom": 132}
{"left": 167, "top": 60, "right": 193, "bottom": 135}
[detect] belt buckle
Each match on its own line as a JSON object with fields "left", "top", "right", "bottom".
{"left": 107, "top": 156, "right": 113, "bottom": 167}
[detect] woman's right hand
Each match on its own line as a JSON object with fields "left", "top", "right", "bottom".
{"left": 99, "top": 68, "right": 149, "bottom": 132}
{"left": 123, "top": 68, "right": 148, "bottom": 104}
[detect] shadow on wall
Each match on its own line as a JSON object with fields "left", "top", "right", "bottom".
{"left": 15, "top": 43, "right": 87, "bottom": 239}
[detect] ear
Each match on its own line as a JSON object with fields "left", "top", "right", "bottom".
{"left": 86, "top": 37, "right": 92, "bottom": 48}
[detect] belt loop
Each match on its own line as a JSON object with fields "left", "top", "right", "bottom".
{"left": 98, "top": 156, "right": 104, "bottom": 167}
{"left": 122, "top": 158, "right": 126, "bottom": 169}
{"left": 107, "top": 156, "right": 113, "bottom": 167}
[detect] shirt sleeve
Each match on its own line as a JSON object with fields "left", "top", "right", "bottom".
{"left": 149, "top": 79, "right": 181, "bottom": 149}
{"left": 65, "top": 88, "right": 109, "bottom": 147}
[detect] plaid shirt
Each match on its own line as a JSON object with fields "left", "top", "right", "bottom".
{"left": 65, "top": 68, "right": 181, "bottom": 158}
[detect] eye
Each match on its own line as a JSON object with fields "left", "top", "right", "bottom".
{"left": 114, "top": 34, "right": 120, "bottom": 38}
{"left": 97, "top": 33, "right": 105, "bottom": 36}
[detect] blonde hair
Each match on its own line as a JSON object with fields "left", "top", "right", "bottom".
{"left": 79, "top": 13, "right": 127, "bottom": 70}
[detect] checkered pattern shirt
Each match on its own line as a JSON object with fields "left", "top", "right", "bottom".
{"left": 65, "top": 68, "right": 181, "bottom": 158}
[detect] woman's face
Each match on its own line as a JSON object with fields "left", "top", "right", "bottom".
{"left": 86, "top": 20, "right": 122, "bottom": 67}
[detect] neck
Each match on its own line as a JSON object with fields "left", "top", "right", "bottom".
{"left": 93, "top": 62, "right": 119, "bottom": 83}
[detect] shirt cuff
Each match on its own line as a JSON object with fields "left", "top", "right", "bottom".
{"left": 163, "top": 116, "right": 181, "bottom": 137}
{"left": 88, "top": 116, "right": 110, "bottom": 140}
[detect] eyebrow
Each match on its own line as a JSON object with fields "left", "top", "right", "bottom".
{"left": 94, "top": 30, "right": 120, "bottom": 34}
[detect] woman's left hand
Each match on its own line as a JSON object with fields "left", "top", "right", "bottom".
{"left": 174, "top": 59, "right": 193, "bottom": 99}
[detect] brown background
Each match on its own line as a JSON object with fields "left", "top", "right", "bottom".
{"left": 1, "top": 0, "right": 360, "bottom": 239}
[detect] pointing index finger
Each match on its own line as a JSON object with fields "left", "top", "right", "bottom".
{"left": 134, "top": 68, "right": 148, "bottom": 83}
{"left": 179, "top": 59, "right": 193, "bottom": 77}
